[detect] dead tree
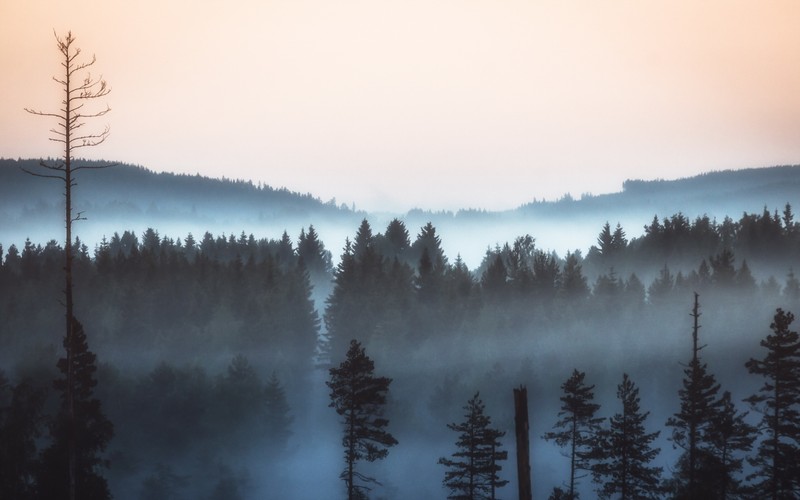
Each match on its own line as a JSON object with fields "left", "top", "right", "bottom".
{"left": 24, "top": 30, "right": 112, "bottom": 500}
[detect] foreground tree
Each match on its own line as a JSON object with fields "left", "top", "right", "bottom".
{"left": 595, "top": 373, "right": 662, "bottom": 499}
{"left": 706, "top": 391, "right": 755, "bottom": 499}
{"left": 745, "top": 308, "right": 800, "bottom": 498}
{"left": 544, "top": 369, "right": 603, "bottom": 498}
{"left": 35, "top": 318, "right": 114, "bottom": 500}
{"left": 438, "top": 392, "right": 508, "bottom": 499}
{"left": 25, "top": 30, "right": 112, "bottom": 500}
{"left": 328, "top": 340, "right": 398, "bottom": 499}
{"left": 665, "top": 293, "right": 722, "bottom": 499}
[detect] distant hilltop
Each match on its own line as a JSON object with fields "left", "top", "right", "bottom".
{"left": 516, "top": 164, "right": 800, "bottom": 221}
{"left": 2, "top": 158, "right": 799, "bottom": 264}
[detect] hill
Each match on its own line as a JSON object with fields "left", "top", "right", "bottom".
{"left": 2, "top": 158, "right": 799, "bottom": 267}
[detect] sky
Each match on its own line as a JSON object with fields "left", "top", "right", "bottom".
{"left": 2, "top": 0, "right": 800, "bottom": 213}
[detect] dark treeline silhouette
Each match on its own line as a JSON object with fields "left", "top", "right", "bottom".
{"left": 4, "top": 209, "right": 800, "bottom": 498}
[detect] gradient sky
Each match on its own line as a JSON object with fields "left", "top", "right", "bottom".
{"left": 2, "top": 1, "right": 800, "bottom": 212}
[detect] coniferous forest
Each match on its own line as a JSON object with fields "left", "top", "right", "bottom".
{"left": 4, "top": 205, "right": 800, "bottom": 498}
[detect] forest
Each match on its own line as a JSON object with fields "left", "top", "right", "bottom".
{"left": 3, "top": 204, "right": 800, "bottom": 499}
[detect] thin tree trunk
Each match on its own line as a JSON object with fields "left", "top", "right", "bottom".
{"left": 63, "top": 52, "right": 77, "bottom": 500}
{"left": 514, "top": 386, "right": 532, "bottom": 500}
{"left": 570, "top": 416, "right": 577, "bottom": 498}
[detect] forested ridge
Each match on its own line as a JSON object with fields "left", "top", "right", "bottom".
{"left": 4, "top": 205, "right": 800, "bottom": 498}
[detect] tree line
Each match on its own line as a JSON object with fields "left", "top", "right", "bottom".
{"left": 4, "top": 208, "right": 800, "bottom": 498}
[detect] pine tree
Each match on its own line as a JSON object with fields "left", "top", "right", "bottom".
{"left": 705, "top": 391, "right": 755, "bottom": 499}
{"left": 559, "top": 252, "right": 589, "bottom": 301}
{"left": 665, "top": 293, "right": 722, "bottom": 499}
{"left": 745, "top": 308, "right": 800, "bottom": 499}
{"left": 381, "top": 218, "right": 411, "bottom": 264}
{"left": 544, "top": 369, "right": 603, "bottom": 498}
{"left": 36, "top": 318, "right": 114, "bottom": 500}
{"left": 595, "top": 373, "right": 662, "bottom": 499}
{"left": 328, "top": 340, "right": 398, "bottom": 499}
{"left": 597, "top": 222, "right": 614, "bottom": 256}
{"left": 438, "top": 392, "right": 509, "bottom": 499}
{"left": 297, "top": 225, "right": 332, "bottom": 278}
{"left": 410, "top": 222, "right": 447, "bottom": 270}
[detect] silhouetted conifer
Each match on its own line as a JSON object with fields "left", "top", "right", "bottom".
{"left": 438, "top": 392, "right": 508, "bottom": 500}
{"left": 594, "top": 373, "right": 662, "bottom": 499}
{"left": 745, "top": 308, "right": 800, "bottom": 498}
{"left": 705, "top": 391, "right": 755, "bottom": 499}
{"left": 410, "top": 222, "right": 447, "bottom": 270}
{"left": 36, "top": 318, "right": 113, "bottom": 500}
{"left": 328, "top": 340, "right": 397, "bottom": 500}
{"left": 559, "top": 251, "right": 589, "bottom": 302}
{"left": 544, "top": 369, "right": 603, "bottom": 498}
{"left": 665, "top": 293, "right": 722, "bottom": 499}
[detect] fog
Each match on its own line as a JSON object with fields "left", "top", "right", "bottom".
{"left": 3, "top": 160, "right": 800, "bottom": 498}
{"left": 3, "top": 206, "right": 796, "bottom": 498}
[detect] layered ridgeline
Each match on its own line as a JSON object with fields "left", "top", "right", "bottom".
{"left": 3, "top": 157, "right": 800, "bottom": 267}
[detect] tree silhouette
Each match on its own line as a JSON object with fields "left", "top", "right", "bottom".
{"left": 328, "top": 339, "right": 397, "bottom": 499}
{"left": 438, "top": 392, "right": 508, "bottom": 499}
{"left": 705, "top": 391, "right": 755, "bottom": 499}
{"left": 544, "top": 369, "right": 603, "bottom": 498}
{"left": 665, "top": 293, "right": 723, "bottom": 499}
{"left": 745, "top": 308, "right": 800, "bottom": 498}
{"left": 594, "top": 373, "right": 662, "bottom": 499}
{"left": 35, "top": 318, "right": 114, "bottom": 500}
{"left": 24, "top": 31, "right": 113, "bottom": 500}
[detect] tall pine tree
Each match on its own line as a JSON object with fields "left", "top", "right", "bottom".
{"left": 36, "top": 318, "right": 114, "bottom": 500}
{"left": 665, "top": 293, "right": 722, "bottom": 499}
{"left": 438, "top": 392, "right": 508, "bottom": 500}
{"left": 594, "top": 373, "right": 662, "bottom": 499}
{"left": 544, "top": 369, "right": 603, "bottom": 498}
{"left": 706, "top": 391, "right": 755, "bottom": 499}
{"left": 745, "top": 308, "right": 800, "bottom": 499}
{"left": 328, "top": 340, "right": 398, "bottom": 500}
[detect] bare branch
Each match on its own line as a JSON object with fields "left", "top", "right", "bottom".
{"left": 20, "top": 166, "right": 67, "bottom": 182}
{"left": 24, "top": 108, "right": 64, "bottom": 119}
{"left": 76, "top": 106, "right": 111, "bottom": 119}
{"left": 74, "top": 162, "right": 117, "bottom": 172}
{"left": 38, "top": 161, "right": 66, "bottom": 171}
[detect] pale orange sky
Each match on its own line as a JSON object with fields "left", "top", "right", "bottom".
{"left": 2, "top": 1, "right": 800, "bottom": 212}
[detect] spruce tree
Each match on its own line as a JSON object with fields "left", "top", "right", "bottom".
{"left": 706, "top": 391, "right": 755, "bottom": 499}
{"left": 745, "top": 308, "right": 800, "bottom": 499}
{"left": 36, "top": 318, "right": 114, "bottom": 500}
{"left": 559, "top": 252, "right": 589, "bottom": 301}
{"left": 595, "top": 373, "right": 662, "bottom": 499}
{"left": 438, "top": 392, "right": 508, "bottom": 499}
{"left": 328, "top": 340, "right": 397, "bottom": 499}
{"left": 665, "top": 293, "right": 722, "bottom": 499}
{"left": 544, "top": 369, "right": 603, "bottom": 498}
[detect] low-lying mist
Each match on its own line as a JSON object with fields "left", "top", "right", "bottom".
{"left": 3, "top": 202, "right": 800, "bottom": 498}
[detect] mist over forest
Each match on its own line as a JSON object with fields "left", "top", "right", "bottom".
{"left": 5, "top": 158, "right": 800, "bottom": 498}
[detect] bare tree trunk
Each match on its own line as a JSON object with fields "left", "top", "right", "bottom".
{"left": 24, "top": 31, "right": 112, "bottom": 500}
{"left": 514, "top": 386, "right": 532, "bottom": 500}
